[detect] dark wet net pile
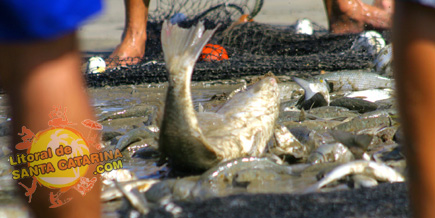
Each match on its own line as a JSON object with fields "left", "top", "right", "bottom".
{"left": 86, "top": 1, "right": 390, "bottom": 87}
{"left": 146, "top": 183, "right": 409, "bottom": 218}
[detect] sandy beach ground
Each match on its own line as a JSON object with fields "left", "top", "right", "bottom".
{"left": 78, "top": 0, "right": 330, "bottom": 52}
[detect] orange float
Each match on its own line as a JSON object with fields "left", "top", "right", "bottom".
{"left": 237, "top": 14, "right": 254, "bottom": 23}
{"left": 200, "top": 44, "right": 229, "bottom": 62}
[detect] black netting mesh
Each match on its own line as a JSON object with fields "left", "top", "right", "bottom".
{"left": 148, "top": 0, "right": 263, "bottom": 23}
{"left": 85, "top": 0, "right": 391, "bottom": 87}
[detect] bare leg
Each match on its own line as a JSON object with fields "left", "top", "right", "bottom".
{"left": 323, "top": 0, "right": 392, "bottom": 34}
{"left": 107, "top": 0, "right": 151, "bottom": 68}
{"left": 393, "top": 2, "right": 435, "bottom": 218}
{"left": 373, "top": 0, "right": 394, "bottom": 14}
{"left": 0, "top": 33, "right": 101, "bottom": 218}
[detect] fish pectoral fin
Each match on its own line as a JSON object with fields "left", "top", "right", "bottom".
{"left": 247, "top": 130, "right": 263, "bottom": 156}
{"left": 185, "top": 135, "right": 220, "bottom": 169}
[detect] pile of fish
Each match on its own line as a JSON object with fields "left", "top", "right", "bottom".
{"left": 0, "top": 14, "right": 403, "bottom": 217}
{"left": 92, "top": 25, "right": 403, "bottom": 216}
{"left": 0, "top": 23, "right": 399, "bottom": 216}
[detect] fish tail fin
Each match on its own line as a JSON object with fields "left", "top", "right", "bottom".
{"left": 161, "top": 20, "right": 218, "bottom": 74}
{"left": 292, "top": 77, "right": 316, "bottom": 99}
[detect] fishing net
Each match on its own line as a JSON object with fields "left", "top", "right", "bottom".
{"left": 148, "top": 0, "right": 263, "bottom": 24}
{"left": 86, "top": 0, "right": 390, "bottom": 87}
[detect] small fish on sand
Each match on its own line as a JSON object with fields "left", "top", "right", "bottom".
{"left": 303, "top": 160, "right": 404, "bottom": 193}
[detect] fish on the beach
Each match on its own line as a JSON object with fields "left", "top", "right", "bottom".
{"left": 314, "top": 71, "right": 394, "bottom": 92}
{"left": 373, "top": 44, "right": 393, "bottom": 77}
{"left": 351, "top": 31, "right": 385, "bottom": 56}
{"left": 293, "top": 77, "right": 330, "bottom": 110}
{"left": 334, "top": 110, "right": 393, "bottom": 133}
{"left": 344, "top": 88, "right": 394, "bottom": 103}
{"left": 86, "top": 56, "right": 106, "bottom": 74}
{"left": 306, "top": 106, "right": 358, "bottom": 119}
{"left": 191, "top": 157, "right": 308, "bottom": 200}
{"left": 329, "top": 130, "right": 372, "bottom": 160}
{"left": 270, "top": 124, "right": 308, "bottom": 159}
{"left": 159, "top": 21, "right": 280, "bottom": 172}
{"left": 303, "top": 160, "right": 405, "bottom": 193}
{"left": 307, "top": 142, "right": 354, "bottom": 164}
{"left": 102, "top": 179, "right": 159, "bottom": 202}
{"left": 115, "top": 127, "right": 157, "bottom": 151}
{"left": 330, "top": 97, "right": 379, "bottom": 113}
{"left": 114, "top": 180, "right": 150, "bottom": 214}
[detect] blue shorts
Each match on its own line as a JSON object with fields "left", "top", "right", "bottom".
{"left": 0, "top": 0, "right": 102, "bottom": 42}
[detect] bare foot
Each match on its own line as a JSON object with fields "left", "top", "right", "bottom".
{"left": 106, "top": 29, "right": 147, "bottom": 68}
{"left": 106, "top": 0, "right": 150, "bottom": 68}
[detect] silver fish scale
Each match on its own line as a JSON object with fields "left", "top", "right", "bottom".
{"left": 315, "top": 71, "right": 394, "bottom": 92}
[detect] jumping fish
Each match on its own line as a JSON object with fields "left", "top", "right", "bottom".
{"left": 159, "top": 21, "right": 280, "bottom": 172}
